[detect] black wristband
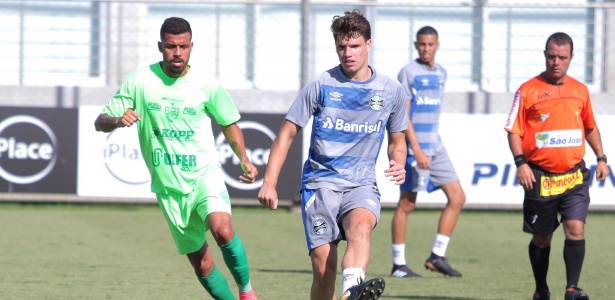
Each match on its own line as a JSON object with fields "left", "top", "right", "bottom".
{"left": 514, "top": 154, "right": 527, "bottom": 167}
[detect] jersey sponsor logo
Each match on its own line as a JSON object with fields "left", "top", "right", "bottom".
{"left": 540, "top": 169, "right": 583, "bottom": 196}
{"left": 329, "top": 91, "right": 343, "bottom": 102}
{"left": 151, "top": 127, "right": 195, "bottom": 141}
{"left": 369, "top": 95, "right": 384, "bottom": 111}
{"left": 312, "top": 216, "right": 328, "bottom": 235}
{"left": 151, "top": 148, "right": 197, "bottom": 168}
{"left": 103, "top": 126, "right": 149, "bottom": 185}
{"left": 183, "top": 107, "right": 197, "bottom": 115}
{"left": 321, "top": 117, "right": 383, "bottom": 134}
{"left": 416, "top": 96, "right": 441, "bottom": 105}
{"left": 215, "top": 121, "right": 274, "bottom": 190}
{"left": 535, "top": 129, "right": 582, "bottom": 149}
{"left": 504, "top": 90, "right": 521, "bottom": 129}
{"left": 147, "top": 102, "right": 161, "bottom": 111}
{"left": 165, "top": 107, "right": 179, "bottom": 122}
{"left": 0, "top": 115, "right": 57, "bottom": 184}
{"left": 537, "top": 91, "right": 551, "bottom": 99}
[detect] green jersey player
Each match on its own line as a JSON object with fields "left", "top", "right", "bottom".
{"left": 94, "top": 17, "right": 258, "bottom": 300}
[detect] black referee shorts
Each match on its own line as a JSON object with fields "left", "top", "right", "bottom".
{"left": 522, "top": 160, "right": 590, "bottom": 234}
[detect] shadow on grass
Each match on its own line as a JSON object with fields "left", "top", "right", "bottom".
{"left": 256, "top": 268, "right": 312, "bottom": 274}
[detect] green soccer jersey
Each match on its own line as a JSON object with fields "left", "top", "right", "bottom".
{"left": 102, "top": 63, "right": 240, "bottom": 194}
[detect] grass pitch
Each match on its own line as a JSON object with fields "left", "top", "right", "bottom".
{"left": 0, "top": 203, "right": 614, "bottom": 299}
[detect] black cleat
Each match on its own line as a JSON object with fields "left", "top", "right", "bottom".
{"left": 564, "top": 286, "right": 589, "bottom": 300}
{"left": 424, "top": 253, "right": 462, "bottom": 277}
{"left": 339, "top": 277, "right": 385, "bottom": 300}
{"left": 390, "top": 264, "right": 422, "bottom": 278}
{"left": 533, "top": 289, "right": 551, "bottom": 300}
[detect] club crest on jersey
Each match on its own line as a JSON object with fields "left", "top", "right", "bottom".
{"left": 165, "top": 107, "right": 179, "bottom": 122}
{"left": 312, "top": 217, "right": 328, "bottom": 235}
{"left": 369, "top": 95, "right": 384, "bottom": 111}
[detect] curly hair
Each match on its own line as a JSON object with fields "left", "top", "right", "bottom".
{"left": 160, "top": 17, "right": 192, "bottom": 41}
{"left": 330, "top": 9, "right": 371, "bottom": 42}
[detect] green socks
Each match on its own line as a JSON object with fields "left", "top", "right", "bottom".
{"left": 196, "top": 265, "right": 235, "bottom": 300}
{"left": 220, "top": 234, "right": 252, "bottom": 293}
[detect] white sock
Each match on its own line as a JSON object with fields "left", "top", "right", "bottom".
{"left": 432, "top": 234, "right": 450, "bottom": 257}
{"left": 392, "top": 243, "right": 406, "bottom": 266}
{"left": 341, "top": 268, "right": 365, "bottom": 295}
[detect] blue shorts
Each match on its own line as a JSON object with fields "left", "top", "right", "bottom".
{"left": 522, "top": 160, "right": 590, "bottom": 234}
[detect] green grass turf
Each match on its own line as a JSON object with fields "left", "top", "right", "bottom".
{"left": 0, "top": 203, "right": 614, "bottom": 299}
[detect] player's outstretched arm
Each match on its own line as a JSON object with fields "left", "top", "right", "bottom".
{"left": 385, "top": 131, "right": 407, "bottom": 185}
{"left": 258, "top": 120, "right": 301, "bottom": 210}
{"left": 94, "top": 109, "right": 141, "bottom": 133}
{"left": 221, "top": 123, "right": 258, "bottom": 183}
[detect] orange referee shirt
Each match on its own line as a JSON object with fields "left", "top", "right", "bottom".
{"left": 504, "top": 74, "right": 597, "bottom": 173}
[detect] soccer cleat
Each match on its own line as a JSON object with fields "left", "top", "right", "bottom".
{"left": 239, "top": 289, "right": 257, "bottom": 300}
{"left": 390, "top": 264, "right": 422, "bottom": 278}
{"left": 424, "top": 253, "right": 462, "bottom": 277}
{"left": 533, "top": 289, "right": 551, "bottom": 300}
{"left": 339, "top": 277, "right": 385, "bottom": 300}
{"left": 564, "top": 286, "right": 589, "bottom": 300}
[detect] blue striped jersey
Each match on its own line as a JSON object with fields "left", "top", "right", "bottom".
{"left": 286, "top": 65, "right": 407, "bottom": 191}
{"left": 398, "top": 59, "right": 447, "bottom": 156}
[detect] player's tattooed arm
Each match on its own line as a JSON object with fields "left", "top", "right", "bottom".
{"left": 94, "top": 114, "right": 122, "bottom": 132}
{"left": 221, "top": 123, "right": 249, "bottom": 163}
{"left": 94, "top": 109, "right": 141, "bottom": 133}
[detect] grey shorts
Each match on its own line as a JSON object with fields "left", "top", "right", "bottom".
{"left": 400, "top": 147, "right": 459, "bottom": 193}
{"left": 300, "top": 185, "right": 381, "bottom": 254}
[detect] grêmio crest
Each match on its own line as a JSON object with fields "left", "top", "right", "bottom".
{"left": 369, "top": 94, "right": 384, "bottom": 111}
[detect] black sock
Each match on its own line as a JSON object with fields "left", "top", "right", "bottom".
{"left": 529, "top": 241, "right": 550, "bottom": 291}
{"left": 563, "top": 239, "right": 585, "bottom": 288}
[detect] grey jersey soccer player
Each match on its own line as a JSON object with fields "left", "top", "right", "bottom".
{"left": 258, "top": 10, "right": 407, "bottom": 300}
{"left": 390, "top": 25, "right": 466, "bottom": 279}
{"left": 94, "top": 17, "right": 259, "bottom": 300}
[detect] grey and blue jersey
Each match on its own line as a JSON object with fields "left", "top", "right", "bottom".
{"left": 398, "top": 59, "right": 447, "bottom": 156}
{"left": 286, "top": 65, "right": 407, "bottom": 191}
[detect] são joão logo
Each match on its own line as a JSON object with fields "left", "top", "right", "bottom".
{"left": 215, "top": 121, "right": 275, "bottom": 190}
{"left": 0, "top": 115, "right": 57, "bottom": 184}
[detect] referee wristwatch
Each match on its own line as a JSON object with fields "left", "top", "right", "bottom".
{"left": 597, "top": 155, "right": 607, "bottom": 163}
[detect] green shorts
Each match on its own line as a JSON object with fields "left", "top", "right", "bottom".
{"left": 156, "top": 167, "right": 232, "bottom": 255}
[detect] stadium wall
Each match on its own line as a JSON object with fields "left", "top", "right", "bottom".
{"left": 1, "top": 103, "right": 613, "bottom": 210}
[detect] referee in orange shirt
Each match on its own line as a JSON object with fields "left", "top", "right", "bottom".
{"left": 504, "top": 32, "right": 609, "bottom": 300}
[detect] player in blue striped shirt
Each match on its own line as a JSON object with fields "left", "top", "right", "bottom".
{"left": 390, "top": 26, "right": 466, "bottom": 279}
{"left": 258, "top": 10, "right": 407, "bottom": 300}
